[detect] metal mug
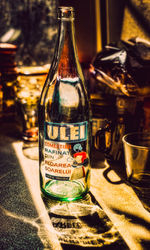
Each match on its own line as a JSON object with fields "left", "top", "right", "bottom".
{"left": 94, "top": 117, "right": 125, "bottom": 163}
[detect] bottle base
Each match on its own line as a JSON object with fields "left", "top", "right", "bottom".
{"left": 42, "top": 180, "right": 88, "bottom": 201}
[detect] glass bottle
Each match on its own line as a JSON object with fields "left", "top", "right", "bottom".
{"left": 38, "top": 6, "right": 91, "bottom": 201}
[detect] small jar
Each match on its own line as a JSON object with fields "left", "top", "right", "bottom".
{"left": 0, "top": 43, "right": 18, "bottom": 116}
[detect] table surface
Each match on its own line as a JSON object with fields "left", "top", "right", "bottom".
{"left": 1, "top": 119, "right": 150, "bottom": 250}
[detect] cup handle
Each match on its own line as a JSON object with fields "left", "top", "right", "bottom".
{"left": 94, "top": 123, "right": 112, "bottom": 154}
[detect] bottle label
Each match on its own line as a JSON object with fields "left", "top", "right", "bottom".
{"left": 43, "top": 121, "right": 89, "bottom": 181}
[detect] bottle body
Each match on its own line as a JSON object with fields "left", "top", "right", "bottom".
{"left": 38, "top": 7, "right": 91, "bottom": 201}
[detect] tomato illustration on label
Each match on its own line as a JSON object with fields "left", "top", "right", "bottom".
{"left": 70, "top": 144, "right": 89, "bottom": 180}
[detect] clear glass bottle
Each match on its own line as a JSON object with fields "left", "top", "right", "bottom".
{"left": 38, "top": 6, "right": 91, "bottom": 201}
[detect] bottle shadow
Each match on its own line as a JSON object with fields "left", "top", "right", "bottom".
{"left": 42, "top": 192, "right": 128, "bottom": 249}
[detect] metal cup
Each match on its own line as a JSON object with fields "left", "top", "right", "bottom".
{"left": 122, "top": 132, "right": 150, "bottom": 211}
{"left": 93, "top": 118, "right": 125, "bottom": 163}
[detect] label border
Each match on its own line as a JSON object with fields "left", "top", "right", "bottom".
{"left": 44, "top": 121, "right": 88, "bottom": 143}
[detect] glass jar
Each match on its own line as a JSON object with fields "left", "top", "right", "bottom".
{"left": 15, "top": 65, "right": 49, "bottom": 160}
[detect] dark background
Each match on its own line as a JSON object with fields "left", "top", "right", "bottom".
{"left": 0, "top": 0, "right": 58, "bottom": 66}
{"left": 0, "top": 0, "right": 150, "bottom": 66}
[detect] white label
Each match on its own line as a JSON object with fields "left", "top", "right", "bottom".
{"left": 43, "top": 121, "right": 89, "bottom": 181}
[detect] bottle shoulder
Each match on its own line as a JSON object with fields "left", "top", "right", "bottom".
{"left": 39, "top": 76, "right": 90, "bottom": 123}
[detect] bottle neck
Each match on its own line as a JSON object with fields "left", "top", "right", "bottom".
{"left": 57, "top": 7, "right": 81, "bottom": 78}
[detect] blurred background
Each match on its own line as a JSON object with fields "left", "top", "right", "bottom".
{"left": 0, "top": 0, "right": 58, "bottom": 66}
{"left": 0, "top": 0, "right": 150, "bottom": 159}
{"left": 0, "top": 0, "right": 149, "bottom": 67}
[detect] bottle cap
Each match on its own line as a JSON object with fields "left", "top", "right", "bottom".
{"left": 58, "top": 6, "right": 74, "bottom": 20}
